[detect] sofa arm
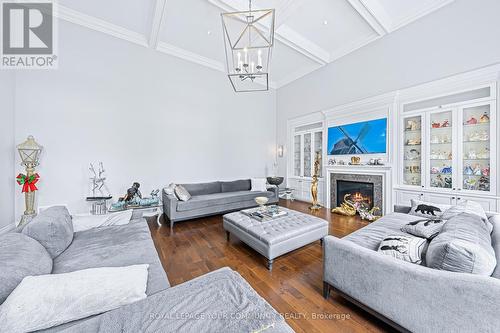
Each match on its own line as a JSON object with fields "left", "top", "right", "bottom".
{"left": 267, "top": 186, "right": 279, "bottom": 202}
{"left": 162, "top": 190, "right": 178, "bottom": 222}
{"left": 323, "top": 235, "right": 500, "bottom": 333}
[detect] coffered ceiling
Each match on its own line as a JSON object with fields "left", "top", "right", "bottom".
{"left": 55, "top": 0, "right": 455, "bottom": 89}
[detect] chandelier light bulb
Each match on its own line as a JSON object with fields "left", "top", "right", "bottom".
{"left": 244, "top": 47, "right": 248, "bottom": 66}
{"left": 258, "top": 50, "right": 262, "bottom": 68}
{"left": 250, "top": 61, "right": 255, "bottom": 73}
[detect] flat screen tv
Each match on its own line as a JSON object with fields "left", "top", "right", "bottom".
{"left": 327, "top": 118, "right": 387, "bottom": 155}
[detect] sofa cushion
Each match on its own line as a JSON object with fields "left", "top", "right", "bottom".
{"left": 442, "top": 200, "right": 491, "bottom": 232}
{"left": 221, "top": 179, "right": 251, "bottom": 193}
{"left": 401, "top": 218, "right": 445, "bottom": 239}
{"left": 377, "top": 234, "right": 427, "bottom": 264}
{"left": 174, "top": 185, "right": 191, "bottom": 202}
{"left": 491, "top": 214, "right": 500, "bottom": 278}
{"left": 0, "top": 233, "right": 53, "bottom": 304}
{"left": 409, "top": 199, "right": 450, "bottom": 219}
{"left": 177, "top": 191, "right": 272, "bottom": 212}
{"left": 426, "top": 213, "right": 496, "bottom": 276}
{"left": 22, "top": 206, "right": 74, "bottom": 258}
{"left": 180, "top": 181, "right": 221, "bottom": 196}
{"left": 251, "top": 178, "right": 267, "bottom": 192}
{"left": 52, "top": 221, "right": 169, "bottom": 295}
{"left": 343, "top": 212, "right": 425, "bottom": 251}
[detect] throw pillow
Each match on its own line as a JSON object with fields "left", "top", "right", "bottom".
{"left": 408, "top": 199, "right": 450, "bottom": 219}
{"left": 71, "top": 210, "right": 133, "bottom": 233}
{"left": 0, "top": 264, "right": 149, "bottom": 332}
{"left": 163, "top": 183, "right": 176, "bottom": 196}
{"left": 22, "top": 206, "right": 74, "bottom": 259}
{"left": 401, "top": 218, "right": 446, "bottom": 239}
{"left": 426, "top": 213, "right": 496, "bottom": 275}
{"left": 442, "top": 200, "right": 491, "bottom": 232}
{"left": 378, "top": 234, "right": 427, "bottom": 264}
{"left": 174, "top": 185, "right": 191, "bottom": 201}
{"left": 251, "top": 178, "right": 267, "bottom": 192}
{"left": 0, "top": 233, "right": 53, "bottom": 304}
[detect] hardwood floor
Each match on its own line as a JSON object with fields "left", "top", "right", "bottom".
{"left": 146, "top": 200, "right": 395, "bottom": 333}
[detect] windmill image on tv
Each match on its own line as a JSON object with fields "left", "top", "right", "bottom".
{"left": 330, "top": 123, "right": 370, "bottom": 155}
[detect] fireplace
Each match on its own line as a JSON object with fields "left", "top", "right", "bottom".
{"left": 336, "top": 180, "right": 374, "bottom": 209}
{"left": 330, "top": 173, "right": 383, "bottom": 213}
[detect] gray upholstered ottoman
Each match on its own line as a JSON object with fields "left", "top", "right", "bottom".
{"left": 223, "top": 207, "right": 329, "bottom": 270}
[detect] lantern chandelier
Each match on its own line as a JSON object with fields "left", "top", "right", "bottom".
{"left": 221, "top": 0, "right": 275, "bottom": 92}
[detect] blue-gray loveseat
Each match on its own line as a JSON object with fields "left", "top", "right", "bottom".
{"left": 163, "top": 179, "right": 279, "bottom": 228}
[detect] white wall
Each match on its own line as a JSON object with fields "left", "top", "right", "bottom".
{"left": 0, "top": 72, "right": 15, "bottom": 228}
{"left": 276, "top": 0, "right": 500, "bottom": 174}
{"left": 14, "top": 21, "right": 276, "bottom": 217}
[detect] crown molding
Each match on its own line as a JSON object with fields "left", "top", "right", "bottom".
{"left": 54, "top": 5, "right": 149, "bottom": 48}
{"left": 156, "top": 42, "right": 225, "bottom": 72}
{"left": 149, "top": 0, "right": 168, "bottom": 48}
{"left": 390, "top": 0, "right": 455, "bottom": 32}
{"left": 347, "top": 0, "right": 388, "bottom": 36}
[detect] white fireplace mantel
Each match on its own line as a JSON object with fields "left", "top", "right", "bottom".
{"left": 325, "top": 164, "right": 393, "bottom": 214}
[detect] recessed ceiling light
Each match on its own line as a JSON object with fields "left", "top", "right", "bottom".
{"left": 323, "top": 20, "right": 328, "bottom": 25}
{"left": 207, "top": 30, "right": 212, "bottom": 35}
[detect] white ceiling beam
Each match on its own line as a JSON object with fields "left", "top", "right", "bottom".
{"left": 275, "top": 25, "right": 329, "bottom": 65}
{"left": 149, "top": 0, "right": 167, "bottom": 48}
{"left": 346, "top": 0, "right": 390, "bottom": 36}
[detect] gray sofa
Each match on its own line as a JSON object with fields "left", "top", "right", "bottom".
{"left": 323, "top": 206, "right": 500, "bottom": 333}
{"left": 2, "top": 207, "right": 294, "bottom": 332}
{"left": 163, "top": 179, "right": 279, "bottom": 228}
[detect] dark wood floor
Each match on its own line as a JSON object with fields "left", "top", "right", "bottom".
{"left": 146, "top": 200, "right": 395, "bottom": 333}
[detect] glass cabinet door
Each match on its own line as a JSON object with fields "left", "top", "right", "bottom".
{"left": 429, "top": 110, "right": 453, "bottom": 189}
{"left": 403, "top": 115, "right": 422, "bottom": 186}
{"left": 294, "top": 135, "right": 301, "bottom": 176}
{"left": 303, "top": 133, "right": 312, "bottom": 177}
{"left": 462, "top": 104, "right": 491, "bottom": 192}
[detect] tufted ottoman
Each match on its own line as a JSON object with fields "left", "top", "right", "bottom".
{"left": 223, "top": 207, "right": 329, "bottom": 270}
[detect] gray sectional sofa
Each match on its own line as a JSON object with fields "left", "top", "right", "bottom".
{"left": 1, "top": 206, "right": 294, "bottom": 332}
{"left": 163, "top": 179, "right": 279, "bottom": 228}
{"left": 323, "top": 205, "right": 500, "bottom": 333}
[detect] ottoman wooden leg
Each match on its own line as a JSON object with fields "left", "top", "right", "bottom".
{"left": 267, "top": 259, "right": 274, "bottom": 271}
{"left": 320, "top": 238, "right": 324, "bottom": 246}
{"left": 323, "top": 281, "right": 331, "bottom": 299}
{"left": 226, "top": 231, "right": 230, "bottom": 241}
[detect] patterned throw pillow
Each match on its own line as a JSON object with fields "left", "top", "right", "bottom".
{"left": 409, "top": 199, "right": 450, "bottom": 219}
{"left": 441, "top": 200, "right": 491, "bottom": 232}
{"left": 174, "top": 185, "right": 191, "bottom": 201}
{"left": 378, "top": 234, "right": 427, "bottom": 264}
{"left": 401, "top": 219, "right": 446, "bottom": 239}
{"left": 163, "top": 183, "right": 176, "bottom": 196}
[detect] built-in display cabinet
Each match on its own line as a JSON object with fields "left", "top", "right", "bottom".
{"left": 396, "top": 83, "right": 499, "bottom": 211}
{"left": 287, "top": 119, "right": 325, "bottom": 204}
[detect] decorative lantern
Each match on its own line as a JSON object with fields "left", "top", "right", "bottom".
{"left": 221, "top": 0, "right": 275, "bottom": 92}
{"left": 16, "top": 135, "right": 43, "bottom": 226}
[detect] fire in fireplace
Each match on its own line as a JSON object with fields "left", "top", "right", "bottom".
{"left": 336, "top": 180, "right": 374, "bottom": 209}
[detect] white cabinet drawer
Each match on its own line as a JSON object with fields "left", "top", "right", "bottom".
{"left": 455, "top": 195, "right": 497, "bottom": 212}
{"left": 396, "top": 190, "right": 424, "bottom": 206}
{"left": 424, "top": 193, "right": 455, "bottom": 206}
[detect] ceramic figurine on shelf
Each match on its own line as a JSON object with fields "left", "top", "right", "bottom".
{"left": 464, "top": 177, "right": 478, "bottom": 190}
{"left": 406, "top": 138, "right": 421, "bottom": 145}
{"left": 480, "top": 112, "right": 490, "bottom": 123}
{"left": 464, "top": 117, "right": 477, "bottom": 125}
{"left": 442, "top": 134, "right": 451, "bottom": 143}
{"left": 406, "top": 120, "right": 419, "bottom": 131}
{"left": 435, "top": 175, "right": 445, "bottom": 187}
{"left": 479, "top": 130, "right": 489, "bottom": 141}
{"left": 482, "top": 166, "right": 490, "bottom": 177}
{"left": 464, "top": 165, "right": 474, "bottom": 175}
{"left": 441, "top": 166, "right": 452, "bottom": 174}
{"left": 431, "top": 166, "right": 440, "bottom": 174}
{"left": 444, "top": 177, "right": 452, "bottom": 189}
{"left": 431, "top": 121, "right": 441, "bottom": 128}
{"left": 430, "top": 135, "right": 439, "bottom": 144}
{"left": 430, "top": 150, "right": 438, "bottom": 159}
{"left": 441, "top": 119, "right": 450, "bottom": 127}
{"left": 477, "top": 148, "right": 490, "bottom": 159}
{"left": 467, "top": 150, "right": 477, "bottom": 159}
{"left": 447, "top": 152, "right": 453, "bottom": 159}
{"left": 478, "top": 176, "right": 490, "bottom": 191}
{"left": 468, "top": 131, "right": 479, "bottom": 141}
{"left": 473, "top": 164, "right": 482, "bottom": 176}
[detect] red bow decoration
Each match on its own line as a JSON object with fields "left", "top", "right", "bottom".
{"left": 16, "top": 173, "right": 40, "bottom": 193}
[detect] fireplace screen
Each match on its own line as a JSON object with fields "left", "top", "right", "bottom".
{"left": 336, "top": 180, "right": 374, "bottom": 209}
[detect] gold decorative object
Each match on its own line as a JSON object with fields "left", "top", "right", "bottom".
{"left": 309, "top": 151, "right": 321, "bottom": 210}
{"left": 332, "top": 193, "right": 381, "bottom": 221}
{"left": 16, "top": 136, "right": 43, "bottom": 226}
{"left": 350, "top": 156, "right": 361, "bottom": 165}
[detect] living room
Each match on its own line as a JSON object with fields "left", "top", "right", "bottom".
{"left": 1, "top": 0, "right": 500, "bottom": 332}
